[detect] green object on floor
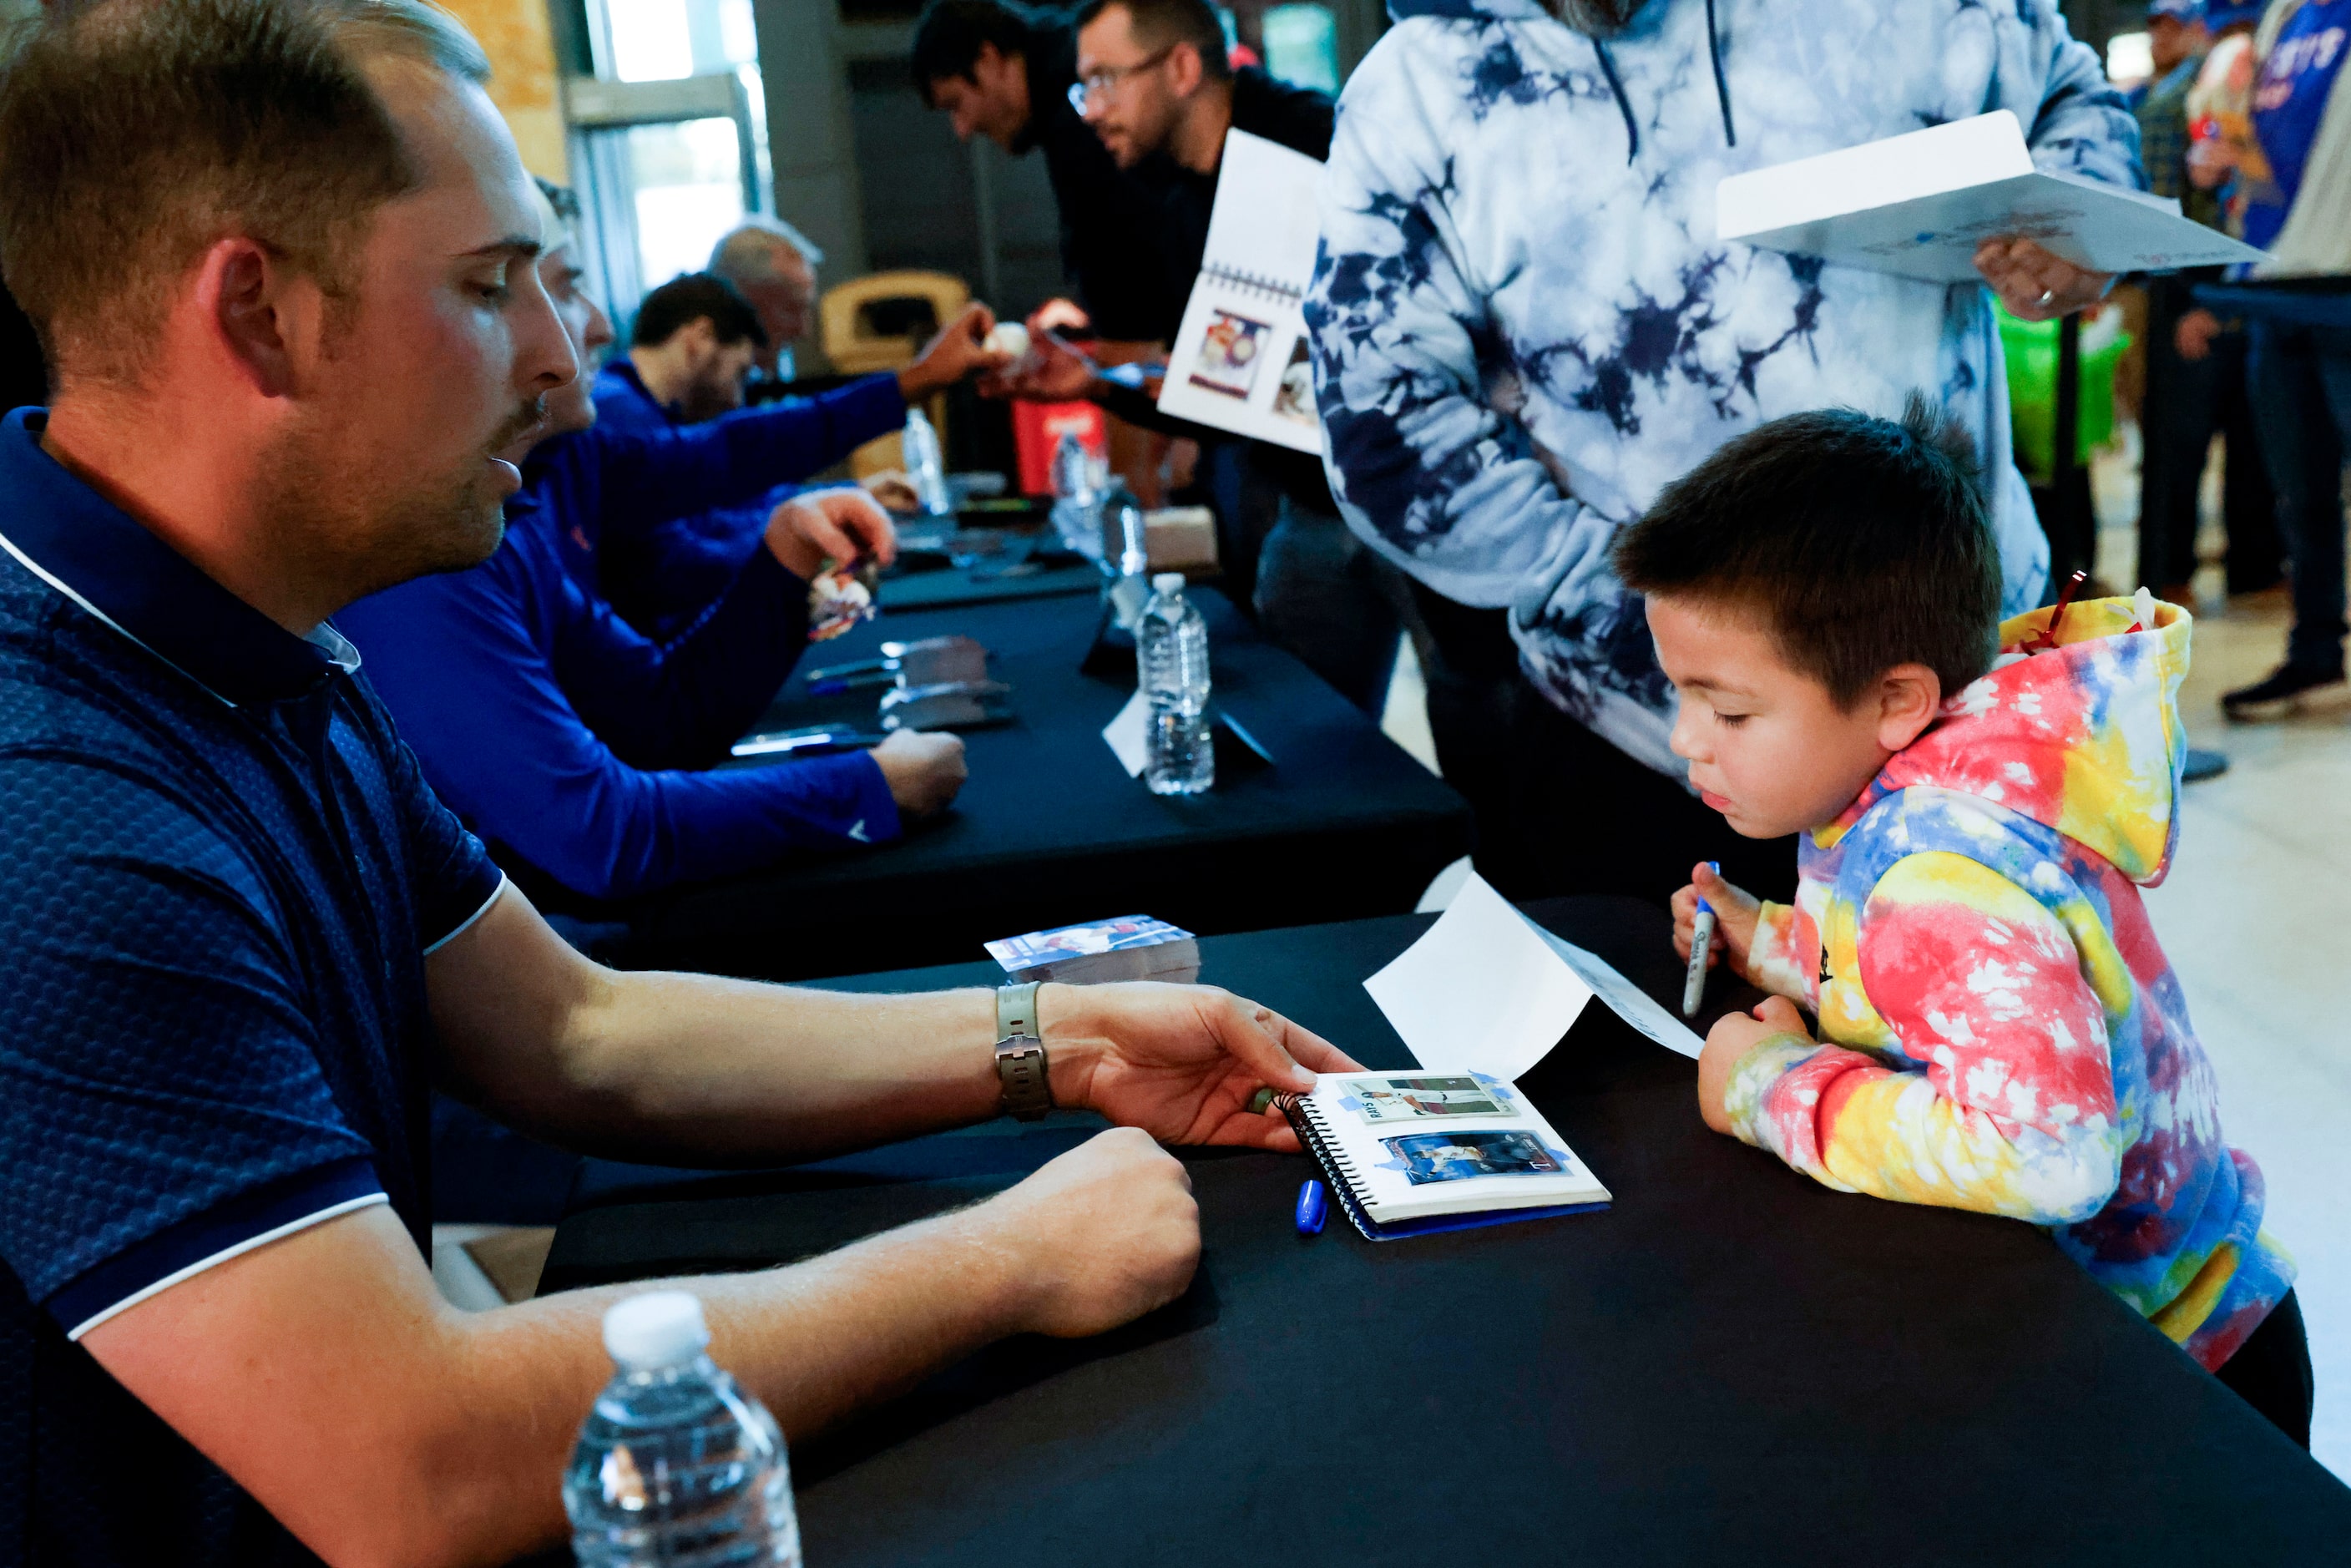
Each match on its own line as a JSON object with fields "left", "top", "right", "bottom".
{"left": 1997, "top": 301, "right": 2131, "bottom": 484}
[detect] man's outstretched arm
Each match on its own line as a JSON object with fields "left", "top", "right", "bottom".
{"left": 427, "top": 882, "right": 1352, "bottom": 1167}
{"left": 83, "top": 1127, "right": 1196, "bottom": 1568}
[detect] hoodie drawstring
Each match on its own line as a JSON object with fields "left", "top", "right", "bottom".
{"left": 1590, "top": 1, "right": 1736, "bottom": 166}
{"left": 1591, "top": 38, "right": 1639, "bottom": 164}
{"left": 1704, "top": 0, "right": 1737, "bottom": 145}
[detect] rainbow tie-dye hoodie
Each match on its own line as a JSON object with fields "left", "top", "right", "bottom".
{"left": 1724, "top": 594, "right": 2294, "bottom": 1370}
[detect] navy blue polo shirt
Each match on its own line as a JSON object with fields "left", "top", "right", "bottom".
{"left": 0, "top": 408, "right": 503, "bottom": 1564}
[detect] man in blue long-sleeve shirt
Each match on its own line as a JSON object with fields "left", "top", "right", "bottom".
{"left": 592, "top": 268, "right": 993, "bottom": 638}
{"left": 337, "top": 195, "right": 972, "bottom": 901}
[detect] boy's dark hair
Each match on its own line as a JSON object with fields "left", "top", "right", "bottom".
{"left": 910, "top": 0, "right": 1034, "bottom": 104}
{"left": 630, "top": 272, "right": 766, "bottom": 352}
{"left": 1612, "top": 394, "right": 2003, "bottom": 710}
{"left": 1074, "top": 0, "right": 1231, "bottom": 79}
{"left": 0, "top": 0, "right": 490, "bottom": 388}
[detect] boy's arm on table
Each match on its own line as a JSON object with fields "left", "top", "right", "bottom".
{"left": 1716, "top": 851, "right": 2127, "bottom": 1224}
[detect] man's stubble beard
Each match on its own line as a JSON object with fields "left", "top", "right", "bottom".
{"left": 255, "top": 404, "right": 531, "bottom": 614}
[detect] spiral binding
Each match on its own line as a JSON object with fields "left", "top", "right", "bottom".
{"left": 1276, "top": 1092, "right": 1379, "bottom": 1240}
{"left": 1203, "top": 264, "right": 1305, "bottom": 305}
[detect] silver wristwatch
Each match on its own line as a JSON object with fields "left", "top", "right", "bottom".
{"left": 993, "top": 980, "right": 1052, "bottom": 1121}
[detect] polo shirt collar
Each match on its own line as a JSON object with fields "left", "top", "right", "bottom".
{"left": 0, "top": 408, "right": 357, "bottom": 709}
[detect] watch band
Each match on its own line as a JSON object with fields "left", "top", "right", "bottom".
{"left": 993, "top": 981, "right": 1051, "bottom": 1121}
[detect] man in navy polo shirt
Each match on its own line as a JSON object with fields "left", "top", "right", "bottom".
{"left": 0, "top": 3, "right": 1354, "bottom": 1563}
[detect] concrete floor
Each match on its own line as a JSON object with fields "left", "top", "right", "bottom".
{"left": 1381, "top": 434, "right": 2350, "bottom": 1479}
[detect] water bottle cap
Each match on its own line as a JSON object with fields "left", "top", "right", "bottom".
{"left": 1151, "top": 572, "right": 1186, "bottom": 593}
{"left": 603, "top": 1291, "right": 710, "bottom": 1371}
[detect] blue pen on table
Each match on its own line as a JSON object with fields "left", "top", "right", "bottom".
{"left": 1681, "top": 862, "right": 1720, "bottom": 1019}
{"left": 1295, "top": 1178, "right": 1328, "bottom": 1236}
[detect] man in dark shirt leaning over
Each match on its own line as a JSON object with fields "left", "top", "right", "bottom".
{"left": 0, "top": 3, "right": 1355, "bottom": 1564}
{"left": 915, "top": 0, "right": 1176, "bottom": 345}
{"left": 994, "top": 0, "right": 1419, "bottom": 716}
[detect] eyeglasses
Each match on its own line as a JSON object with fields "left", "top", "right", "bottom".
{"left": 1067, "top": 46, "right": 1175, "bottom": 113}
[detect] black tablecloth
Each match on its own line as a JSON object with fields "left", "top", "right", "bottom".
{"left": 875, "top": 554, "right": 1100, "bottom": 610}
{"left": 612, "top": 587, "right": 1469, "bottom": 980}
{"left": 542, "top": 900, "right": 2351, "bottom": 1565}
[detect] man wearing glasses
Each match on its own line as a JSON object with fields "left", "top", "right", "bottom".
{"left": 988, "top": 0, "right": 1421, "bottom": 718}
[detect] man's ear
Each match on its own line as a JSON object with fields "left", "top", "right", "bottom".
{"left": 1875, "top": 662, "right": 1944, "bottom": 751}
{"left": 195, "top": 237, "right": 319, "bottom": 400}
{"left": 1166, "top": 41, "right": 1206, "bottom": 97}
{"left": 675, "top": 315, "right": 719, "bottom": 369}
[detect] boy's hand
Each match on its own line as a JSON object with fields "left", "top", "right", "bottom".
{"left": 1696, "top": 997, "right": 1812, "bottom": 1135}
{"left": 1671, "top": 862, "right": 1762, "bottom": 980}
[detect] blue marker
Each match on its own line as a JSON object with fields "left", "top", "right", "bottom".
{"left": 1295, "top": 1178, "right": 1328, "bottom": 1236}
{"left": 1682, "top": 861, "right": 1720, "bottom": 1018}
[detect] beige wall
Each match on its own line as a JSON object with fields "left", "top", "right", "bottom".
{"left": 441, "top": 0, "right": 568, "bottom": 182}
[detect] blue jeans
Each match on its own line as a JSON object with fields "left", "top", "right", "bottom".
{"left": 2247, "top": 321, "right": 2351, "bottom": 672}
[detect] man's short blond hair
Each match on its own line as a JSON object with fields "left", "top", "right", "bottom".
{"left": 0, "top": 0, "right": 491, "bottom": 387}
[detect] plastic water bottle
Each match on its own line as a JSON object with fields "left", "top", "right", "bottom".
{"left": 1050, "top": 430, "right": 1098, "bottom": 508}
{"left": 564, "top": 1292, "right": 800, "bottom": 1567}
{"left": 1139, "top": 572, "right": 1214, "bottom": 797}
{"left": 1049, "top": 431, "right": 1104, "bottom": 559}
{"left": 902, "top": 406, "right": 951, "bottom": 516}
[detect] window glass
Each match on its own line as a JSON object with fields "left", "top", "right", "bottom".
{"left": 624, "top": 117, "right": 746, "bottom": 288}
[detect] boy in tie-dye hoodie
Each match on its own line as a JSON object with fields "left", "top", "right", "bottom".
{"left": 1615, "top": 398, "right": 2308, "bottom": 1442}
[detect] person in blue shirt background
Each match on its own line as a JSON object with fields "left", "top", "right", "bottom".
{"left": 586, "top": 264, "right": 975, "bottom": 636}
{"left": 338, "top": 182, "right": 973, "bottom": 903}
{"left": 2183, "top": 0, "right": 2351, "bottom": 716}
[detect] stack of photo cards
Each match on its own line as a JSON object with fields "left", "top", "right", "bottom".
{"left": 984, "top": 915, "right": 1201, "bottom": 986}
{"left": 1155, "top": 130, "right": 1326, "bottom": 454}
{"left": 1277, "top": 1070, "right": 1609, "bottom": 1241}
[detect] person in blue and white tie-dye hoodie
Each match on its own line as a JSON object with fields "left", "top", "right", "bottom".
{"left": 1306, "top": 0, "right": 2141, "bottom": 904}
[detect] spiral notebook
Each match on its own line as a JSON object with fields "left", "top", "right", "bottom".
{"left": 1277, "top": 1072, "right": 1610, "bottom": 1242}
{"left": 1156, "top": 129, "right": 1327, "bottom": 454}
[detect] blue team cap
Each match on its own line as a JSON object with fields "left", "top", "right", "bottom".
{"left": 2147, "top": 0, "right": 2203, "bottom": 19}
{"left": 2203, "top": 0, "right": 2263, "bottom": 26}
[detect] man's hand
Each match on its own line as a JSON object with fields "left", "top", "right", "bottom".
{"left": 1696, "top": 996, "right": 1813, "bottom": 1135}
{"left": 1671, "top": 861, "right": 1762, "bottom": 981}
{"left": 766, "top": 488, "right": 897, "bottom": 581}
{"left": 979, "top": 328, "right": 1098, "bottom": 402}
{"left": 1040, "top": 982, "right": 1364, "bottom": 1151}
{"left": 897, "top": 301, "right": 1009, "bottom": 402}
{"left": 2176, "top": 307, "right": 2224, "bottom": 362}
{"left": 979, "top": 1127, "right": 1201, "bottom": 1337}
{"left": 1973, "top": 237, "right": 2111, "bottom": 321}
{"left": 871, "top": 729, "right": 966, "bottom": 818}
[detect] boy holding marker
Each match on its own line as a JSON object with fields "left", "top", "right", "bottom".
{"left": 1618, "top": 398, "right": 2309, "bottom": 1442}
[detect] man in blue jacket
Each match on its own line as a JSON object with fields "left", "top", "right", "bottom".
{"left": 337, "top": 187, "right": 970, "bottom": 903}
{"left": 1307, "top": 0, "right": 2137, "bottom": 903}
{"left": 587, "top": 245, "right": 994, "bottom": 637}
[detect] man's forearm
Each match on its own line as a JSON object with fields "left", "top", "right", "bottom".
{"left": 89, "top": 1200, "right": 1039, "bottom": 1568}
{"left": 502, "top": 968, "right": 1009, "bottom": 1167}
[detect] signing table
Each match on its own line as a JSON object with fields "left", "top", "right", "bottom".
{"left": 604, "top": 586, "right": 1470, "bottom": 981}
{"left": 539, "top": 899, "right": 2351, "bottom": 1565}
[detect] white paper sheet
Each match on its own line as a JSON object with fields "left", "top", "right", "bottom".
{"left": 1362, "top": 873, "right": 1593, "bottom": 1079}
{"left": 1101, "top": 688, "right": 1149, "bottom": 778}
{"left": 1716, "top": 110, "right": 2264, "bottom": 281}
{"left": 1533, "top": 930, "right": 1706, "bottom": 1061}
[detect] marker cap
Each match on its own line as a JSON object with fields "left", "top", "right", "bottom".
{"left": 1695, "top": 861, "right": 1721, "bottom": 916}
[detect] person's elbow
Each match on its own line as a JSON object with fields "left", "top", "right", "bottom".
{"left": 2015, "top": 1128, "right": 2124, "bottom": 1226}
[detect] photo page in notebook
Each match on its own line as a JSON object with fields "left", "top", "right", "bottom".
{"left": 1283, "top": 1070, "right": 1610, "bottom": 1237}
{"left": 1155, "top": 129, "right": 1327, "bottom": 453}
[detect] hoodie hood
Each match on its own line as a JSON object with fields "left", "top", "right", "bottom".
{"left": 1845, "top": 594, "right": 2192, "bottom": 885}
